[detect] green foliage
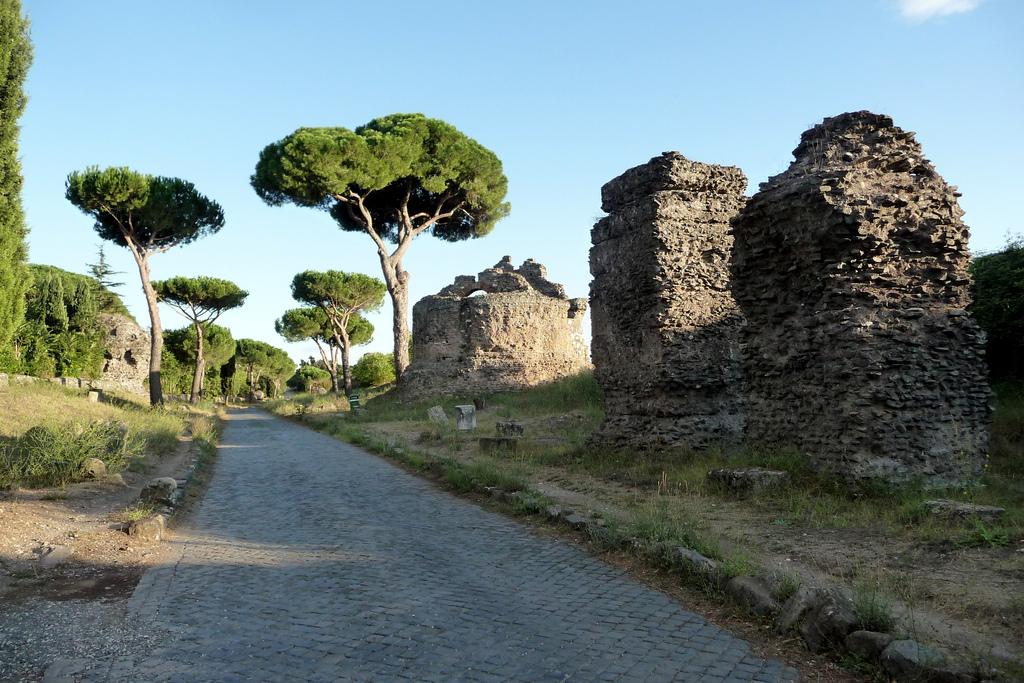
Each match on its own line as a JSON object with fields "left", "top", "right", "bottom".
{"left": 971, "top": 237, "right": 1024, "bottom": 379}
{"left": 0, "top": 419, "right": 143, "bottom": 489}
{"left": 154, "top": 276, "right": 248, "bottom": 321}
{"left": 351, "top": 351, "right": 396, "bottom": 388}
{"left": 347, "top": 314, "right": 373, "bottom": 347}
{"left": 0, "top": 0, "right": 32, "bottom": 352}
{"left": 288, "top": 365, "right": 331, "bottom": 392}
{"left": 162, "top": 324, "right": 235, "bottom": 396}
{"left": 275, "top": 307, "right": 330, "bottom": 344}
{"left": 252, "top": 113, "right": 509, "bottom": 243}
{"left": 233, "top": 338, "right": 295, "bottom": 397}
{"left": 853, "top": 583, "right": 896, "bottom": 632}
{"left": 290, "top": 270, "right": 386, "bottom": 320}
{"left": 10, "top": 265, "right": 126, "bottom": 379}
{"left": 66, "top": 168, "right": 225, "bottom": 252}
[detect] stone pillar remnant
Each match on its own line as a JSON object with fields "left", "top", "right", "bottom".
{"left": 589, "top": 152, "right": 748, "bottom": 450}
{"left": 731, "top": 111, "right": 990, "bottom": 484}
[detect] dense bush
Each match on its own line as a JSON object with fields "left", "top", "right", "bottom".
{"left": 288, "top": 365, "right": 332, "bottom": 392}
{"left": 161, "top": 324, "right": 235, "bottom": 398}
{"left": 0, "top": 419, "right": 142, "bottom": 489}
{"left": 351, "top": 352, "right": 396, "bottom": 388}
{"left": 4, "top": 264, "right": 131, "bottom": 377}
{"left": 971, "top": 237, "right": 1024, "bottom": 380}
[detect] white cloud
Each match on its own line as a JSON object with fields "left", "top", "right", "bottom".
{"left": 897, "top": 0, "right": 982, "bottom": 21}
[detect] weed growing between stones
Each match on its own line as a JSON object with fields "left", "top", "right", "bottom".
{"left": 853, "top": 581, "right": 897, "bottom": 633}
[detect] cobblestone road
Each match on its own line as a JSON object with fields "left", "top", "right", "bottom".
{"left": 75, "top": 409, "right": 799, "bottom": 682}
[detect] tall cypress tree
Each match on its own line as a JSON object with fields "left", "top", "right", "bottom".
{"left": 0, "top": 0, "right": 32, "bottom": 352}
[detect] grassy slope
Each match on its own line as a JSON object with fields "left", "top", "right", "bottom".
{"left": 0, "top": 382, "right": 187, "bottom": 487}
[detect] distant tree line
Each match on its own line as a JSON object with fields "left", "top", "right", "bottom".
{"left": 971, "top": 236, "right": 1024, "bottom": 381}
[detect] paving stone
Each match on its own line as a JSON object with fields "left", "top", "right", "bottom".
{"left": 73, "top": 409, "right": 799, "bottom": 682}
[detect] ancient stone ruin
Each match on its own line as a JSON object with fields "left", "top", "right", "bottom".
{"left": 401, "top": 257, "right": 589, "bottom": 398}
{"left": 95, "top": 313, "right": 150, "bottom": 396}
{"left": 731, "top": 111, "right": 990, "bottom": 483}
{"left": 589, "top": 152, "right": 748, "bottom": 449}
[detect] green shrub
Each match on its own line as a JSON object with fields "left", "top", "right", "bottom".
{"left": 352, "top": 352, "right": 396, "bottom": 388}
{"left": 0, "top": 419, "right": 143, "bottom": 488}
{"left": 971, "top": 237, "right": 1024, "bottom": 380}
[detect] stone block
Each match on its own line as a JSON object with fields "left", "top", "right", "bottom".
{"left": 39, "top": 545, "right": 74, "bottom": 569}
{"left": 845, "top": 630, "right": 895, "bottom": 661}
{"left": 455, "top": 405, "right": 476, "bottom": 431}
{"left": 496, "top": 421, "right": 524, "bottom": 437}
{"left": 87, "top": 390, "right": 101, "bottom": 403}
{"left": 127, "top": 514, "right": 166, "bottom": 542}
{"left": 427, "top": 406, "right": 448, "bottom": 425}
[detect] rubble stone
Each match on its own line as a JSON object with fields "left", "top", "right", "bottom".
{"left": 590, "top": 152, "right": 747, "bottom": 450}
{"left": 731, "top": 111, "right": 991, "bottom": 485}
{"left": 402, "top": 257, "right": 589, "bottom": 398}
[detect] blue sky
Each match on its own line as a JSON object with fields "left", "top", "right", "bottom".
{"left": 18, "top": 0, "right": 1023, "bottom": 364}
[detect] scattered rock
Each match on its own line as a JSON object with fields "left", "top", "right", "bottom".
{"left": 455, "top": 404, "right": 477, "bottom": 431}
{"left": 140, "top": 477, "right": 178, "bottom": 506}
{"left": 880, "top": 639, "right": 956, "bottom": 681}
{"left": 39, "top": 545, "right": 74, "bottom": 568}
{"left": 673, "top": 547, "right": 721, "bottom": 580}
{"left": 725, "top": 576, "right": 781, "bottom": 617}
{"left": 479, "top": 437, "right": 519, "bottom": 454}
{"left": 923, "top": 499, "right": 1005, "bottom": 522}
{"left": 845, "top": 630, "right": 895, "bottom": 661}
{"left": 545, "top": 506, "right": 562, "bottom": 520}
{"left": 427, "top": 406, "right": 448, "bottom": 425}
{"left": 127, "top": 514, "right": 166, "bottom": 542}
{"left": 776, "top": 586, "right": 824, "bottom": 633}
{"left": 86, "top": 390, "right": 101, "bottom": 403}
{"left": 80, "top": 458, "right": 107, "bottom": 480}
{"left": 496, "top": 421, "right": 525, "bottom": 437}
{"left": 560, "top": 511, "right": 589, "bottom": 531}
{"left": 800, "top": 592, "right": 859, "bottom": 652}
{"left": 707, "top": 468, "right": 790, "bottom": 494}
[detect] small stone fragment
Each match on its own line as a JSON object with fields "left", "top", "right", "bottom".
{"left": 127, "top": 513, "right": 166, "bottom": 542}
{"left": 496, "top": 421, "right": 525, "bottom": 437}
{"left": 880, "top": 640, "right": 949, "bottom": 680}
{"left": 845, "top": 630, "right": 895, "bottom": 661}
{"left": 427, "top": 406, "right": 448, "bottom": 425}
{"left": 707, "top": 468, "right": 790, "bottom": 494}
{"left": 560, "top": 511, "right": 589, "bottom": 530}
{"left": 923, "top": 499, "right": 1005, "bottom": 522}
{"left": 39, "top": 545, "right": 74, "bottom": 568}
{"left": 726, "top": 576, "right": 781, "bottom": 617}
{"left": 140, "top": 477, "right": 178, "bottom": 505}
{"left": 674, "top": 547, "right": 720, "bottom": 579}
{"left": 80, "top": 457, "right": 107, "bottom": 480}
{"left": 800, "top": 593, "right": 859, "bottom": 652}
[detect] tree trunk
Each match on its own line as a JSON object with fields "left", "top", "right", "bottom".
{"left": 340, "top": 328, "right": 353, "bottom": 396}
{"left": 313, "top": 338, "right": 338, "bottom": 393}
{"left": 189, "top": 322, "right": 204, "bottom": 404}
{"left": 380, "top": 255, "right": 411, "bottom": 381}
{"left": 133, "top": 253, "right": 163, "bottom": 406}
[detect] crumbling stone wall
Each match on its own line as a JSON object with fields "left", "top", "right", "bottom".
{"left": 96, "top": 313, "right": 149, "bottom": 396}
{"left": 590, "top": 152, "right": 748, "bottom": 449}
{"left": 401, "top": 257, "right": 589, "bottom": 397}
{"left": 731, "top": 111, "right": 990, "bottom": 484}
